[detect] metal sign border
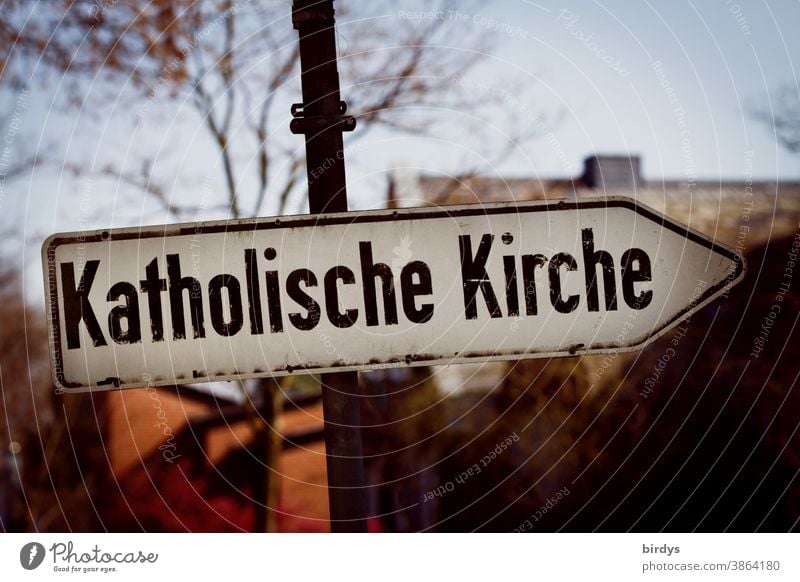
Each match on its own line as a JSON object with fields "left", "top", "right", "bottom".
{"left": 42, "top": 196, "right": 746, "bottom": 392}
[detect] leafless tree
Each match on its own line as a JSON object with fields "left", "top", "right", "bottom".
{"left": 753, "top": 83, "right": 800, "bottom": 154}
{"left": 0, "top": 0, "right": 556, "bottom": 532}
{"left": 1, "top": 0, "right": 550, "bottom": 217}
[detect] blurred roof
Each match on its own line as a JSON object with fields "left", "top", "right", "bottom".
{"left": 391, "top": 154, "right": 800, "bottom": 250}
{"left": 389, "top": 154, "right": 800, "bottom": 395}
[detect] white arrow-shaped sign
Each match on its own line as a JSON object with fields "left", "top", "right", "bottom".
{"left": 42, "top": 197, "right": 745, "bottom": 392}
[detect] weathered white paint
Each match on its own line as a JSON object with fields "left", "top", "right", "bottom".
{"left": 42, "top": 197, "right": 744, "bottom": 392}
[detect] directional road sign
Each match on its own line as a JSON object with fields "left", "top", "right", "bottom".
{"left": 42, "top": 197, "right": 745, "bottom": 392}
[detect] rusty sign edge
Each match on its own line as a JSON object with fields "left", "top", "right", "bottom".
{"left": 41, "top": 196, "right": 747, "bottom": 393}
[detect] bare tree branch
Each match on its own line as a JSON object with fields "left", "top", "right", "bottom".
{"left": 752, "top": 84, "right": 800, "bottom": 154}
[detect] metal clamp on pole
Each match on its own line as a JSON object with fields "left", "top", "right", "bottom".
{"left": 291, "top": 0, "right": 334, "bottom": 27}
{"left": 289, "top": 100, "right": 356, "bottom": 135}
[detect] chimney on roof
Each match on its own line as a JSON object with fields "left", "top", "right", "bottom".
{"left": 582, "top": 154, "right": 641, "bottom": 190}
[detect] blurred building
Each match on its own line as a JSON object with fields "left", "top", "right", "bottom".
{"left": 98, "top": 380, "right": 329, "bottom": 532}
{"left": 89, "top": 154, "right": 800, "bottom": 532}
{"left": 393, "top": 154, "right": 800, "bottom": 248}
{"left": 388, "top": 153, "right": 800, "bottom": 394}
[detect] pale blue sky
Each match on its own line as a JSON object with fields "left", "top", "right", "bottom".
{"left": 3, "top": 0, "right": 800, "bottom": 286}
{"left": 348, "top": 0, "right": 800, "bottom": 189}
{"left": 485, "top": 0, "right": 800, "bottom": 179}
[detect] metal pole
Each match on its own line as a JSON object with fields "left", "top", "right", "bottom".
{"left": 290, "top": 0, "right": 367, "bottom": 532}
